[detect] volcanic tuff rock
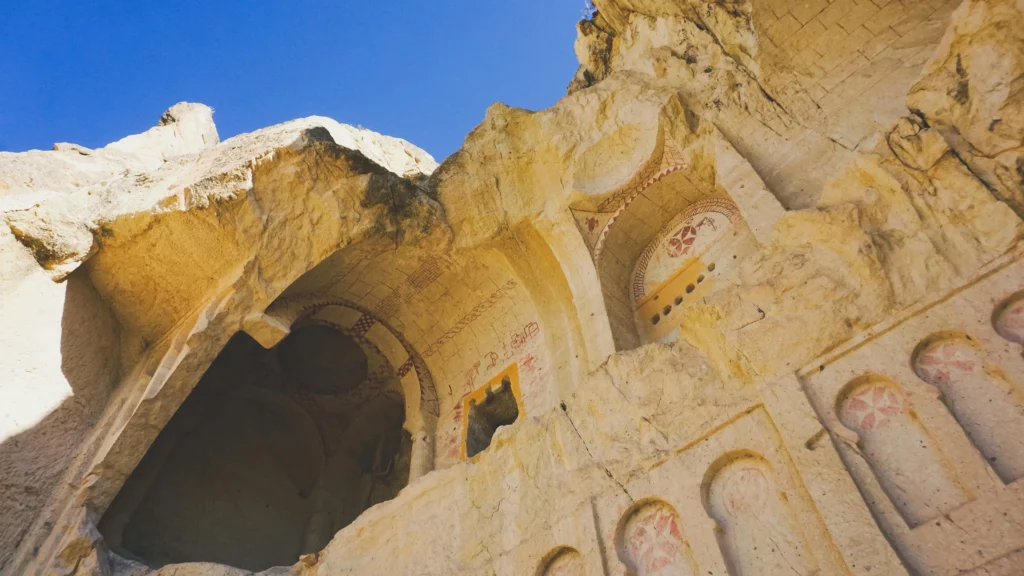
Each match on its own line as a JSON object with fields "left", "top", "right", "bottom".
{"left": 2, "top": 0, "right": 1024, "bottom": 574}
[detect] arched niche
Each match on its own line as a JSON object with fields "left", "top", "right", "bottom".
{"left": 572, "top": 124, "right": 780, "bottom": 350}
{"left": 616, "top": 500, "right": 695, "bottom": 576}
{"left": 994, "top": 291, "right": 1024, "bottom": 345}
{"left": 7, "top": 128, "right": 462, "bottom": 576}
{"left": 261, "top": 298, "right": 439, "bottom": 437}
{"left": 835, "top": 375, "right": 971, "bottom": 527}
{"left": 257, "top": 233, "right": 574, "bottom": 474}
{"left": 98, "top": 321, "right": 412, "bottom": 571}
{"left": 913, "top": 333, "right": 1024, "bottom": 483}
{"left": 702, "top": 452, "right": 817, "bottom": 576}
{"left": 631, "top": 199, "right": 751, "bottom": 344}
{"left": 602, "top": 189, "right": 759, "bottom": 348}
{"left": 538, "top": 546, "right": 586, "bottom": 576}
{"left": 95, "top": 238, "right": 453, "bottom": 572}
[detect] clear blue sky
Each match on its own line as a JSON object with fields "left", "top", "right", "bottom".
{"left": 0, "top": 2, "right": 584, "bottom": 162}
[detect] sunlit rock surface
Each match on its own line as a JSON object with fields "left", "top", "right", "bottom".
{"left": 2, "top": 0, "right": 1024, "bottom": 574}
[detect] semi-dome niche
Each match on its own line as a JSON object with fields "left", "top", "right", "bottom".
{"left": 571, "top": 124, "right": 781, "bottom": 349}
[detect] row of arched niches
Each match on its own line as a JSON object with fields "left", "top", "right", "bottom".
{"left": 536, "top": 269, "right": 1024, "bottom": 576}
{"left": 799, "top": 278, "right": 1024, "bottom": 574}
{"left": 538, "top": 453, "right": 824, "bottom": 576}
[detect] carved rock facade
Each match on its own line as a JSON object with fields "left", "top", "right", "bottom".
{"left": 1, "top": 0, "right": 1023, "bottom": 574}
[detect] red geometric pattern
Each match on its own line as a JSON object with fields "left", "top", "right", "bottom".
{"left": 351, "top": 313, "right": 375, "bottom": 337}
{"left": 590, "top": 133, "right": 690, "bottom": 263}
{"left": 631, "top": 242, "right": 658, "bottom": 303}
{"left": 915, "top": 340, "right": 978, "bottom": 387}
{"left": 407, "top": 256, "right": 446, "bottom": 290}
{"left": 665, "top": 215, "right": 718, "bottom": 259}
{"left": 593, "top": 165, "right": 685, "bottom": 262}
{"left": 624, "top": 504, "right": 687, "bottom": 576}
{"left": 631, "top": 198, "right": 739, "bottom": 302}
{"left": 665, "top": 223, "right": 700, "bottom": 258}
{"left": 289, "top": 299, "right": 440, "bottom": 416}
{"left": 596, "top": 133, "right": 670, "bottom": 213}
{"left": 373, "top": 256, "right": 450, "bottom": 320}
{"left": 373, "top": 292, "right": 403, "bottom": 321}
{"left": 843, "top": 384, "right": 903, "bottom": 431}
{"left": 397, "top": 357, "right": 415, "bottom": 377}
{"left": 420, "top": 280, "right": 517, "bottom": 358}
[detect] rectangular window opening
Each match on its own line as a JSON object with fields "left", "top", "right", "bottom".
{"left": 465, "top": 371, "right": 521, "bottom": 459}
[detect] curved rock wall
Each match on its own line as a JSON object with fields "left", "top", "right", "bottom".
{"left": 1, "top": 0, "right": 1023, "bottom": 574}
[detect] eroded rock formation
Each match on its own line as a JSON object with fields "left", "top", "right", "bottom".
{"left": 2, "top": 0, "right": 1023, "bottom": 574}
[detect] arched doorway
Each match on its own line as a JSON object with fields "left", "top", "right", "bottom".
{"left": 98, "top": 322, "right": 411, "bottom": 571}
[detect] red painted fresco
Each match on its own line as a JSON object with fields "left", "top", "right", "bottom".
{"left": 844, "top": 384, "right": 903, "bottom": 431}
{"left": 916, "top": 340, "right": 978, "bottom": 386}
{"left": 624, "top": 504, "right": 690, "bottom": 575}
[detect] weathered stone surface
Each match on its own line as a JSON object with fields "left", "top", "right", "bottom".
{"left": 0, "top": 108, "right": 444, "bottom": 575}
{"left": 2, "top": 112, "right": 436, "bottom": 281}
{"left": 908, "top": 0, "right": 1024, "bottom": 213}
{"left": 0, "top": 103, "right": 218, "bottom": 202}
{"left": 3, "top": 0, "right": 1024, "bottom": 574}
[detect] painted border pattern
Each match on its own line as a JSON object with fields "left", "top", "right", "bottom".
{"left": 286, "top": 298, "right": 441, "bottom": 416}
{"left": 373, "top": 255, "right": 452, "bottom": 321}
{"left": 420, "top": 280, "right": 518, "bottom": 358}
{"left": 593, "top": 135, "right": 689, "bottom": 263}
{"left": 631, "top": 198, "right": 741, "bottom": 303}
{"left": 294, "top": 317, "right": 404, "bottom": 408}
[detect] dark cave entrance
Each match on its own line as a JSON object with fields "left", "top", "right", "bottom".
{"left": 99, "top": 325, "right": 411, "bottom": 571}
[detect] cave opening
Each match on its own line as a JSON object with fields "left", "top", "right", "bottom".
{"left": 99, "top": 323, "right": 411, "bottom": 572}
{"left": 465, "top": 375, "right": 520, "bottom": 459}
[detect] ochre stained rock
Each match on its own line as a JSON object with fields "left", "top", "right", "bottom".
{"left": 2, "top": 0, "right": 1024, "bottom": 574}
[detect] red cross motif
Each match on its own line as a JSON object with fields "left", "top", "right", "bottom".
{"left": 915, "top": 341, "right": 977, "bottom": 386}
{"left": 665, "top": 225, "right": 698, "bottom": 258}
{"left": 626, "top": 506, "right": 686, "bottom": 575}
{"left": 520, "top": 353, "right": 537, "bottom": 373}
{"left": 665, "top": 216, "right": 718, "bottom": 259}
{"left": 844, "top": 385, "right": 903, "bottom": 431}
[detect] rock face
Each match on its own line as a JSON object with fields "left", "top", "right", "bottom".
{"left": 1, "top": 0, "right": 1023, "bottom": 574}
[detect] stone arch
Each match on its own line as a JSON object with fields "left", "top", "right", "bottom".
{"left": 615, "top": 499, "right": 695, "bottom": 576}
{"left": 701, "top": 451, "right": 817, "bottom": 576}
{"left": 91, "top": 237, "right": 456, "bottom": 572}
{"left": 994, "top": 291, "right": 1024, "bottom": 345}
{"left": 538, "top": 546, "right": 586, "bottom": 576}
{"left": 590, "top": 174, "right": 762, "bottom": 349}
{"left": 103, "top": 383, "right": 326, "bottom": 570}
{"left": 835, "top": 375, "right": 971, "bottom": 527}
{"left": 572, "top": 119, "right": 780, "bottom": 351}
{"left": 632, "top": 199, "right": 740, "bottom": 304}
{"left": 913, "top": 332, "right": 1024, "bottom": 483}
{"left": 3, "top": 127, "right": 460, "bottom": 576}
{"left": 630, "top": 198, "right": 746, "bottom": 344}
{"left": 97, "top": 317, "right": 417, "bottom": 571}
{"left": 262, "top": 297, "right": 440, "bottom": 429}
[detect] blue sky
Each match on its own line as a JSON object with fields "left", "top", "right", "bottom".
{"left": 0, "top": 2, "right": 584, "bottom": 162}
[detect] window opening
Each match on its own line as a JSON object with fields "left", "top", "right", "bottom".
{"left": 464, "top": 365, "right": 522, "bottom": 459}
